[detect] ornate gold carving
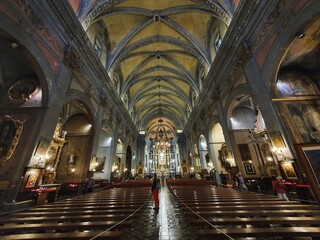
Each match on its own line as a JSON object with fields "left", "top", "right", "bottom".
{"left": 8, "top": 78, "right": 38, "bottom": 103}
{"left": 0, "top": 115, "right": 25, "bottom": 165}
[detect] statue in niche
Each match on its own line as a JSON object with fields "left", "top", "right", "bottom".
{"left": 205, "top": 153, "right": 210, "bottom": 164}
{"left": 218, "top": 144, "right": 231, "bottom": 171}
{"left": 69, "top": 153, "right": 75, "bottom": 164}
{"left": 60, "top": 142, "right": 79, "bottom": 175}
{"left": 254, "top": 108, "right": 266, "bottom": 133}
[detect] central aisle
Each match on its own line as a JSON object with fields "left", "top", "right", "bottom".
{"left": 121, "top": 180, "right": 197, "bottom": 240}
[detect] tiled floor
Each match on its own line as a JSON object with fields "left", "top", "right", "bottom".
{"left": 121, "top": 181, "right": 197, "bottom": 240}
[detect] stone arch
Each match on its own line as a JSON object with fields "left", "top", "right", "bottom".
{"left": 261, "top": 6, "right": 320, "bottom": 94}
{"left": 224, "top": 84, "right": 253, "bottom": 130}
{"left": 65, "top": 90, "right": 97, "bottom": 121}
{"left": 0, "top": 44, "right": 47, "bottom": 107}
{"left": 0, "top": 26, "right": 54, "bottom": 106}
{"left": 57, "top": 109, "right": 94, "bottom": 182}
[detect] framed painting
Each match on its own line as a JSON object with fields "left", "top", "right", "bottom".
{"left": 244, "top": 163, "right": 255, "bottom": 174}
{"left": 302, "top": 146, "right": 320, "bottom": 184}
{"left": 295, "top": 143, "right": 320, "bottom": 186}
{"left": 280, "top": 102, "right": 320, "bottom": 143}
{"left": 25, "top": 171, "right": 39, "bottom": 188}
{"left": 0, "top": 115, "right": 25, "bottom": 163}
{"left": 269, "top": 131, "right": 286, "bottom": 149}
{"left": 280, "top": 161, "right": 298, "bottom": 180}
{"left": 294, "top": 143, "right": 320, "bottom": 204}
{"left": 238, "top": 144, "right": 252, "bottom": 161}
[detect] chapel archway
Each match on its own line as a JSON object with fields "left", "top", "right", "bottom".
{"left": 57, "top": 104, "right": 94, "bottom": 183}
{"left": 199, "top": 135, "right": 210, "bottom": 171}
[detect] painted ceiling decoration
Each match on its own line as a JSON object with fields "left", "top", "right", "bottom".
{"left": 71, "top": 0, "right": 236, "bottom": 135}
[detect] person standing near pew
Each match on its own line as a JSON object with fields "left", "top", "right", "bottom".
{"left": 236, "top": 172, "right": 247, "bottom": 191}
{"left": 151, "top": 173, "right": 160, "bottom": 210}
{"left": 87, "top": 177, "right": 95, "bottom": 193}
{"left": 272, "top": 176, "right": 289, "bottom": 201}
{"left": 83, "top": 178, "right": 89, "bottom": 194}
{"left": 219, "top": 171, "right": 227, "bottom": 188}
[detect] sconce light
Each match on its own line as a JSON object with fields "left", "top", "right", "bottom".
{"left": 66, "top": 166, "right": 76, "bottom": 175}
{"left": 46, "top": 165, "right": 54, "bottom": 172}
{"left": 272, "top": 147, "right": 287, "bottom": 161}
{"left": 226, "top": 151, "right": 235, "bottom": 166}
{"left": 112, "top": 165, "right": 118, "bottom": 172}
{"left": 10, "top": 42, "right": 19, "bottom": 48}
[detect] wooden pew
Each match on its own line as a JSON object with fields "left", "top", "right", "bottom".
{"left": 0, "top": 220, "right": 131, "bottom": 234}
{"left": 192, "top": 216, "right": 320, "bottom": 226}
{"left": 1, "top": 231, "right": 122, "bottom": 239}
{"left": 0, "top": 214, "right": 130, "bottom": 225}
{"left": 198, "top": 227, "right": 320, "bottom": 239}
{"left": 170, "top": 181, "right": 320, "bottom": 239}
{"left": 181, "top": 204, "right": 320, "bottom": 210}
{"left": 0, "top": 187, "right": 151, "bottom": 239}
{"left": 184, "top": 209, "right": 320, "bottom": 217}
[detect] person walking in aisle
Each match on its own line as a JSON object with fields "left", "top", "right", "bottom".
{"left": 151, "top": 173, "right": 160, "bottom": 210}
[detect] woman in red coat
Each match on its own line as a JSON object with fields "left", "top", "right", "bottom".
{"left": 272, "top": 176, "right": 289, "bottom": 201}
{"left": 151, "top": 173, "right": 160, "bottom": 210}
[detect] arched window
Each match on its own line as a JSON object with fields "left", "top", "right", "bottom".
{"left": 93, "top": 34, "right": 102, "bottom": 57}
{"left": 214, "top": 32, "right": 222, "bottom": 52}
{"left": 192, "top": 91, "right": 197, "bottom": 107}
{"left": 122, "top": 94, "right": 128, "bottom": 109}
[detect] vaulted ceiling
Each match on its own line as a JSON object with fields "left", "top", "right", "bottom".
{"left": 69, "top": 0, "right": 238, "bottom": 134}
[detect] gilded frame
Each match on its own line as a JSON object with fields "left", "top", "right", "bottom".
{"left": 280, "top": 161, "right": 298, "bottom": 180}
{"left": 0, "top": 115, "right": 25, "bottom": 164}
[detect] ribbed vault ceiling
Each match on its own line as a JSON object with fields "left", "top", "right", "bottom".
{"left": 71, "top": 0, "right": 235, "bottom": 133}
